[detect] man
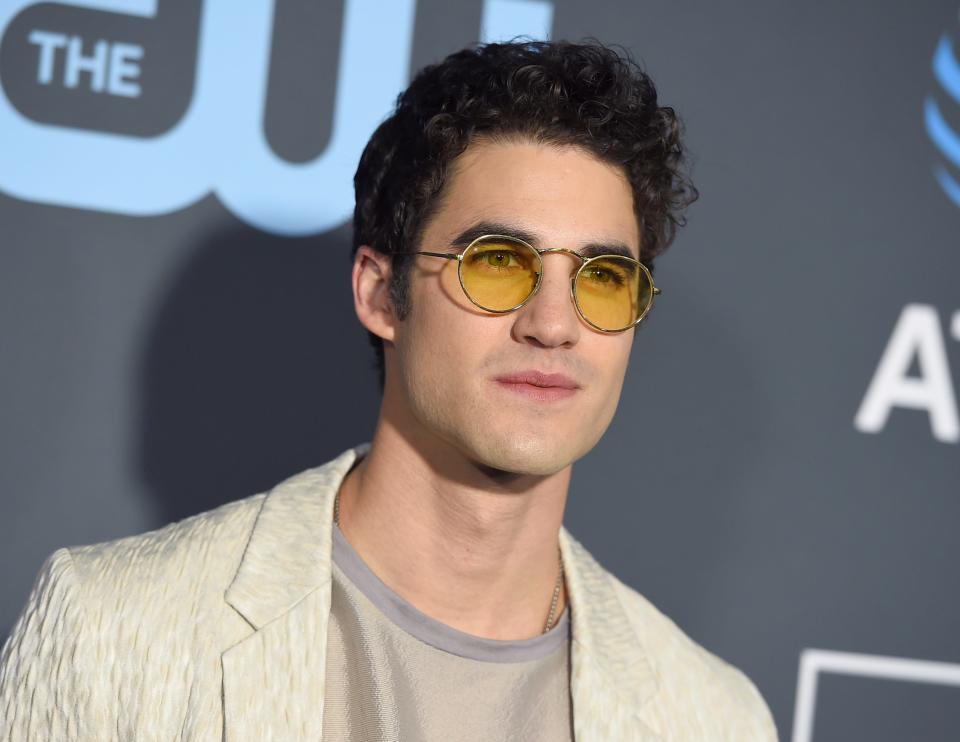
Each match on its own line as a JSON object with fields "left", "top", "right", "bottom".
{"left": 0, "top": 40, "right": 778, "bottom": 740}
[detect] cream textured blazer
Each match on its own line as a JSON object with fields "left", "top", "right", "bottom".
{"left": 0, "top": 445, "right": 778, "bottom": 741}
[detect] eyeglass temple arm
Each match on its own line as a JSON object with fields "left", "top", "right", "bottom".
{"left": 395, "top": 251, "right": 460, "bottom": 260}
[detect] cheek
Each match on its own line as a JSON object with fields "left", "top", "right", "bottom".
{"left": 592, "top": 337, "right": 634, "bottom": 410}
{"left": 397, "top": 285, "right": 478, "bottom": 410}
{"left": 405, "top": 265, "right": 498, "bottom": 373}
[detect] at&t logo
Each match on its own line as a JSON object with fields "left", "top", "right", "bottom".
{"left": 857, "top": 15, "right": 960, "bottom": 444}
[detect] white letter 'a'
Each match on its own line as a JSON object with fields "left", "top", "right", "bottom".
{"left": 854, "top": 304, "right": 959, "bottom": 443}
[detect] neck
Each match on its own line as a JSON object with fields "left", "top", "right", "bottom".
{"left": 336, "top": 414, "right": 570, "bottom": 641}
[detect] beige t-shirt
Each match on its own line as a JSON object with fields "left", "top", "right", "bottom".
{"left": 322, "top": 522, "right": 574, "bottom": 741}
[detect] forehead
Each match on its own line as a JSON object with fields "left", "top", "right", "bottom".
{"left": 425, "top": 138, "right": 640, "bottom": 258}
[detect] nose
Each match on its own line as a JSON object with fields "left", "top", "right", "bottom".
{"left": 510, "top": 253, "right": 582, "bottom": 349}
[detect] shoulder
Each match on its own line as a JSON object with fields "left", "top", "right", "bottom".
{"left": 64, "top": 492, "right": 267, "bottom": 601}
{"left": 611, "top": 573, "right": 778, "bottom": 740}
{"left": 6, "top": 492, "right": 270, "bottom": 654}
{"left": 0, "top": 493, "right": 269, "bottom": 737}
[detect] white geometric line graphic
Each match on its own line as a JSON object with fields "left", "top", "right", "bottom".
{"left": 791, "top": 648, "right": 960, "bottom": 742}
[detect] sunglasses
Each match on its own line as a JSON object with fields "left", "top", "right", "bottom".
{"left": 398, "top": 234, "right": 660, "bottom": 333}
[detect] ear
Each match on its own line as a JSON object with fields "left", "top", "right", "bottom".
{"left": 352, "top": 245, "right": 396, "bottom": 343}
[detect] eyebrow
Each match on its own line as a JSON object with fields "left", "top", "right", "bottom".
{"left": 447, "top": 220, "right": 639, "bottom": 260}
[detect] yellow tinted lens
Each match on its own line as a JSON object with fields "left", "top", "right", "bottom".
{"left": 460, "top": 238, "right": 539, "bottom": 311}
{"left": 575, "top": 256, "right": 650, "bottom": 331}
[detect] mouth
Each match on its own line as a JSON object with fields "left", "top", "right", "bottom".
{"left": 493, "top": 370, "right": 581, "bottom": 402}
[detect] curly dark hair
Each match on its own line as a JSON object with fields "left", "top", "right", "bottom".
{"left": 352, "top": 39, "right": 698, "bottom": 380}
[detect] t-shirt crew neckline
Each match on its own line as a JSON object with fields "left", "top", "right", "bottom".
{"left": 331, "top": 521, "right": 570, "bottom": 664}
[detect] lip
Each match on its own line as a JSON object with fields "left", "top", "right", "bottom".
{"left": 493, "top": 370, "right": 581, "bottom": 401}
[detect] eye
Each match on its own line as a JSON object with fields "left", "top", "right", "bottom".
{"left": 484, "top": 250, "right": 517, "bottom": 268}
{"left": 583, "top": 265, "right": 624, "bottom": 285}
{"left": 469, "top": 247, "right": 525, "bottom": 270}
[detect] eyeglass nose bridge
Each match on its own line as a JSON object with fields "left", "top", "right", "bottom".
{"left": 524, "top": 247, "right": 587, "bottom": 311}
{"left": 536, "top": 246, "right": 590, "bottom": 265}
{"left": 529, "top": 248, "right": 589, "bottom": 294}
{"left": 521, "top": 247, "right": 609, "bottom": 328}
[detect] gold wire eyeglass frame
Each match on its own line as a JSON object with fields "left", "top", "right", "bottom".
{"left": 396, "top": 233, "right": 661, "bottom": 333}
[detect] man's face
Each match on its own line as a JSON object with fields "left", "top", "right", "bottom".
{"left": 384, "top": 138, "right": 640, "bottom": 476}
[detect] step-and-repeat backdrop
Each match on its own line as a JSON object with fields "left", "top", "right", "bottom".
{"left": 2, "top": 1, "right": 959, "bottom": 739}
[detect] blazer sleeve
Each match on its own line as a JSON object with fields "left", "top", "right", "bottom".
{"left": 0, "top": 548, "right": 90, "bottom": 741}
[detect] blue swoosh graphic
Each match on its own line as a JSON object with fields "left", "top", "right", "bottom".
{"left": 933, "top": 34, "right": 960, "bottom": 102}
{"left": 924, "top": 96, "right": 960, "bottom": 168}
{"left": 926, "top": 32, "right": 960, "bottom": 208}
{"left": 934, "top": 164, "right": 960, "bottom": 207}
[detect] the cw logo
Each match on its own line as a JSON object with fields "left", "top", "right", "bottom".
{"left": 0, "top": 0, "right": 553, "bottom": 236}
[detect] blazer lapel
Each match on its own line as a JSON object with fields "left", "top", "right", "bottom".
{"left": 221, "top": 445, "right": 365, "bottom": 741}
{"left": 561, "top": 526, "right": 664, "bottom": 740}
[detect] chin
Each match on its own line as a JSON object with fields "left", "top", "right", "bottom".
{"left": 405, "top": 382, "right": 609, "bottom": 476}
{"left": 458, "top": 430, "right": 585, "bottom": 477}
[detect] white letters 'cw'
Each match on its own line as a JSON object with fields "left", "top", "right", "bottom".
{"left": 855, "top": 303, "right": 960, "bottom": 443}
{"left": 0, "top": 0, "right": 553, "bottom": 236}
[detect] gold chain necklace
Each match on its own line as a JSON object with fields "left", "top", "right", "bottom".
{"left": 333, "top": 488, "right": 565, "bottom": 634}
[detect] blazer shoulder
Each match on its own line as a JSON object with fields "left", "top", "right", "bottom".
{"left": 65, "top": 491, "right": 267, "bottom": 602}
{"left": 1, "top": 494, "right": 269, "bottom": 739}
{"left": 611, "top": 575, "right": 779, "bottom": 740}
